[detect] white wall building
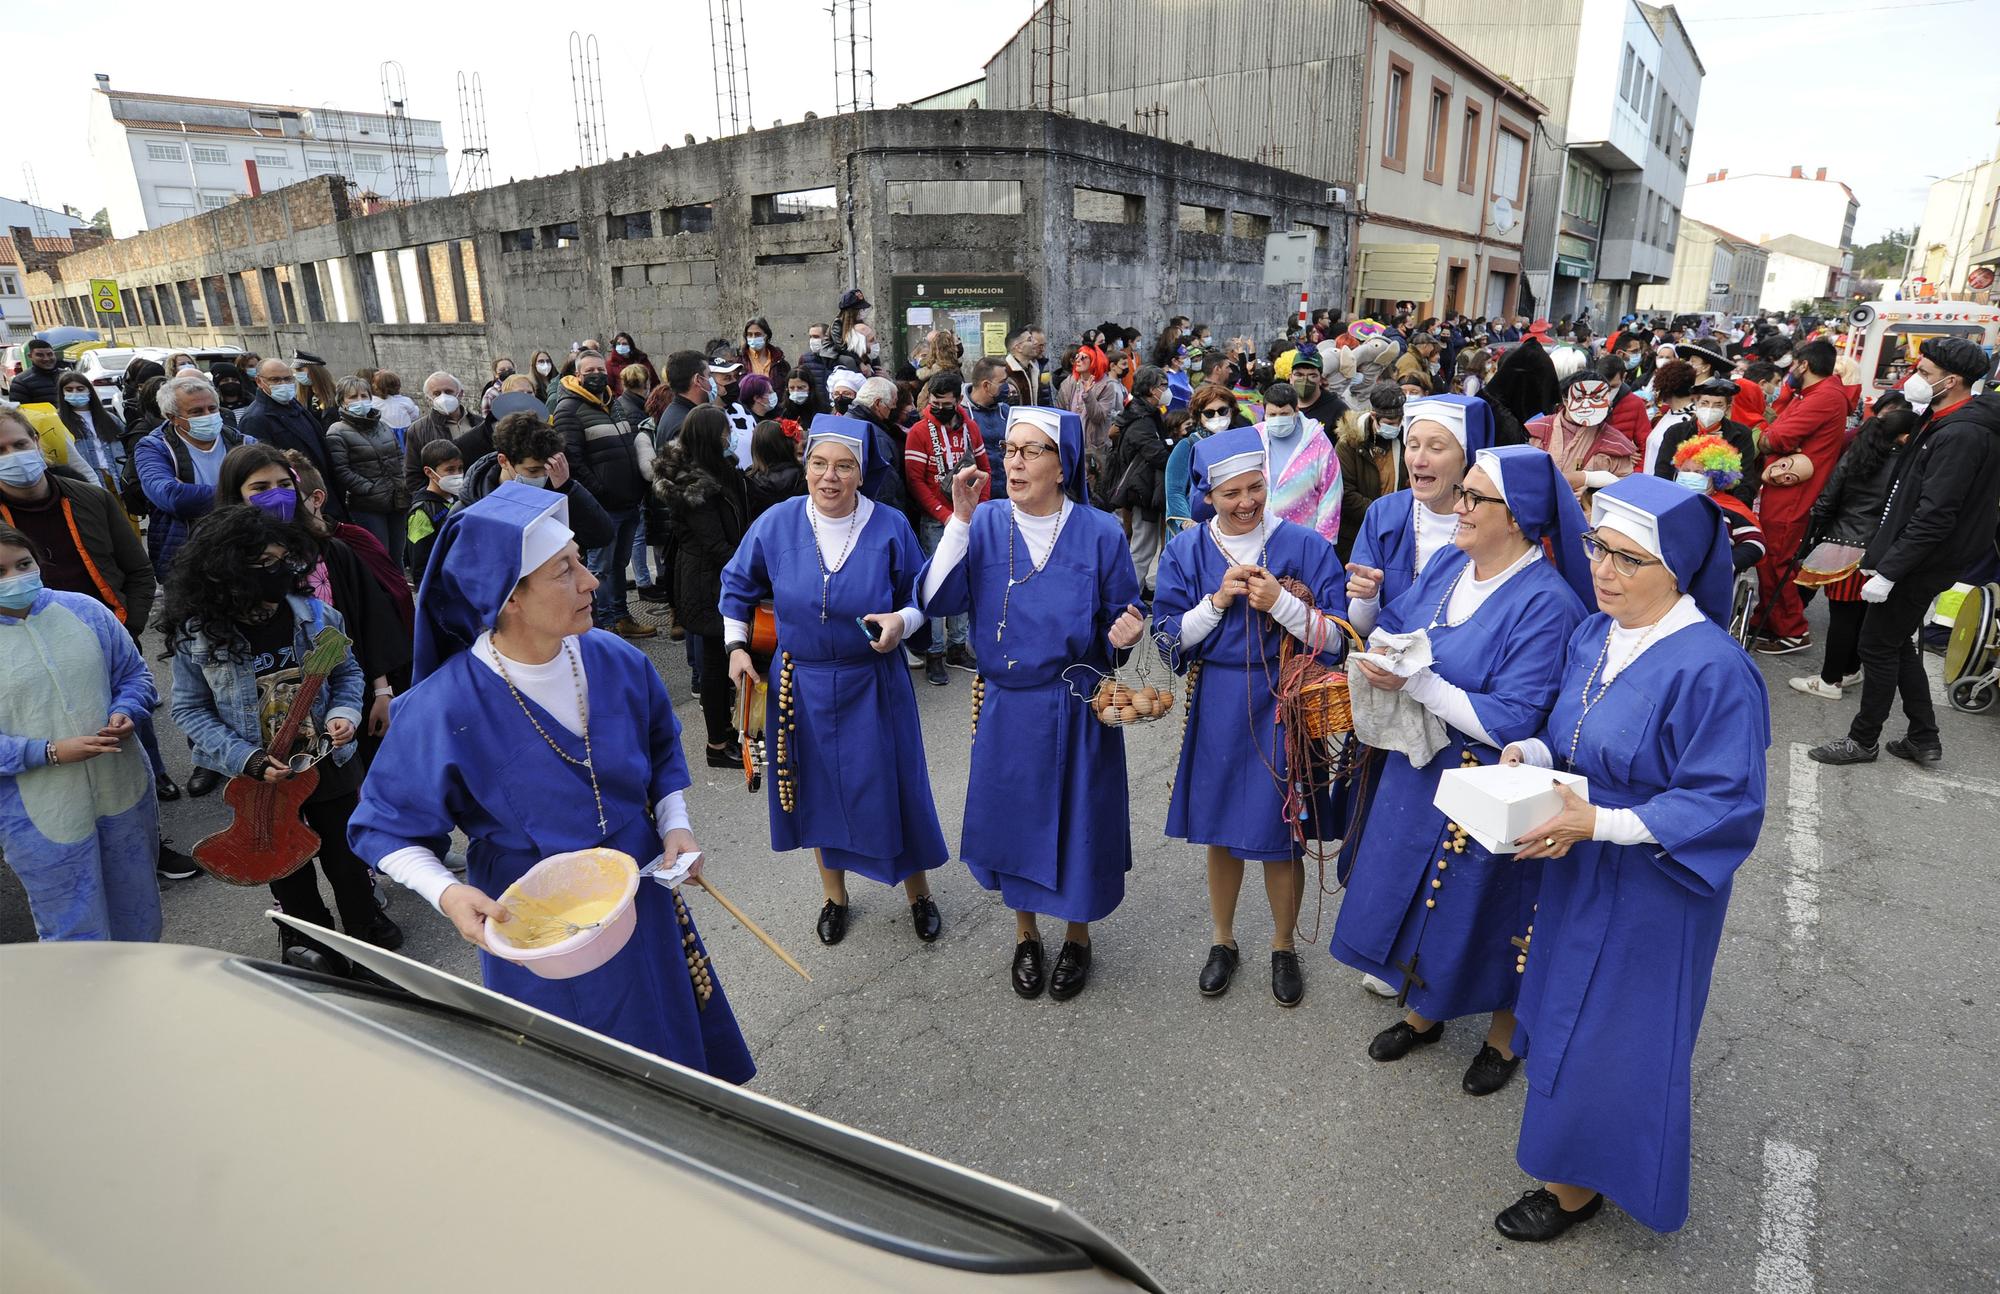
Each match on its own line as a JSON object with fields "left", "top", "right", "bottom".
{"left": 1757, "top": 234, "right": 1846, "bottom": 313}
{"left": 1911, "top": 150, "right": 2000, "bottom": 300}
{"left": 0, "top": 199, "right": 94, "bottom": 342}
{"left": 87, "top": 78, "right": 450, "bottom": 237}
{"left": 1681, "top": 166, "right": 1860, "bottom": 253}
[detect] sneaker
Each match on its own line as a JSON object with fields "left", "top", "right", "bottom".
{"left": 924, "top": 654, "right": 950, "bottom": 686}
{"left": 1838, "top": 670, "right": 1862, "bottom": 688}
{"left": 945, "top": 644, "right": 980, "bottom": 673}
{"left": 156, "top": 840, "right": 200, "bottom": 881}
{"left": 1361, "top": 972, "right": 1399, "bottom": 998}
{"left": 1754, "top": 634, "right": 1812, "bottom": 655}
{"left": 1885, "top": 738, "right": 1942, "bottom": 766}
{"left": 613, "top": 617, "right": 658, "bottom": 639}
{"left": 1807, "top": 736, "right": 1877, "bottom": 765}
{"left": 1788, "top": 676, "right": 1843, "bottom": 700}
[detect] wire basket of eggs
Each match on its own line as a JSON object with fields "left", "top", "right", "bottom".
{"left": 1064, "top": 631, "right": 1180, "bottom": 726}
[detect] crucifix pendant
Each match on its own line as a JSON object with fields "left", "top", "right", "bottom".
{"left": 1393, "top": 953, "right": 1425, "bottom": 1008}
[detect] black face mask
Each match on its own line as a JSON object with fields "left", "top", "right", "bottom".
{"left": 251, "top": 561, "right": 300, "bottom": 602}
{"left": 496, "top": 368, "right": 515, "bottom": 380}
{"left": 581, "top": 373, "right": 611, "bottom": 395}
{"left": 833, "top": 395, "right": 853, "bottom": 413}
{"left": 930, "top": 403, "right": 958, "bottom": 421}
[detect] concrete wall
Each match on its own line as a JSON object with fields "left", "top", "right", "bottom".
{"left": 29, "top": 110, "right": 1348, "bottom": 393}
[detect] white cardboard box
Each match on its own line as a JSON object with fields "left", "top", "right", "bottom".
{"left": 1432, "top": 764, "right": 1592, "bottom": 855}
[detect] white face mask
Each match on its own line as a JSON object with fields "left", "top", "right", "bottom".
{"left": 535, "top": 361, "right": 555, "bottom": 376}
{"left": 1675, "top": 470, "right": 1711, "bottom": 493}
{"left": 1901, "top": 373, "right": 1934, "bottom": 411}
{"left": 432, "top": 393, "right": 461, "bottom": 415}
{"left": 1265, "top": 413, "right": 1299, "bottom": 439}
{"left": 437, "top": 473, "right": 466, "bottom": 496}
{"left": 788, "top": 390, "right": 809, "bottom": 404}
{"left": 1693, "top": 406, "right": 1725, "bottom": 428}
{"left": 1201, "top": 413, "right": 1230, "bottom": 432}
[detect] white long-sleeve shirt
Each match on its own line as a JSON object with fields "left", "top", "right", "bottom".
{"left": 1176, "top": 518, "right": 1346, "bottom": 650}
{"left": 721, "top": 496, "right": 924, "bottom": 645}
{"left": 374, "top": 632, "right": 691, "bottom": 910}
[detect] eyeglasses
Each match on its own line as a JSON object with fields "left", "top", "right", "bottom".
{"left": 1000, "top": 442, "right": 1056, "bottom": 462}
{"left": 1450, "top": 483, "right": 1506, "bottom": 511}
{"left": 806, "top": 458, "right": 858, "bottom": 479}
{"left": 1581, "top": 531, "right": 1662, "bottom": 577}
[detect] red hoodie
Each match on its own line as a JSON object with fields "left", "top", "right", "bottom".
{"left": 903, "top": 408, "right": 991, "bottom": 524}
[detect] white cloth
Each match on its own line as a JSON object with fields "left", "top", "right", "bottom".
{"left": 1404, "top": 397, "right": 1469, "bottom": 452}
{"left": 1642, "top": 409, "right": 1692, "bottom": 476}
{"left": 1582, "top": 469, "right": 1621, "bottom": 490}
{"left": 1176, "top": 518, "right": 1272, "bottom": 647}
{"left": 375, "top": 632, "right": 692, "bottom": 912}
{"left": 1396, "top": 546, "right": 1543, "bottom": 747}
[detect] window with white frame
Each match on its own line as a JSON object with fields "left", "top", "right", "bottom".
{"left": 146, "top": 142, "right": 185, "bottom": 162}
{"left": 1619, "top": 46, "right": 1636, "bottom": 103}
{"left": 200, "top": 192, "right": 231, "bottom": 210}
{"left": 1492, "top": 128, "right": 1527, "bottom": 203}
{"left": 305, "top": 152, "right": 338, "bottom": 173}
{"left": 1, "top": 273, "right": 18, "bottom": 295}
{"left": 352, "top": 153, "right": 385, "bottom": 173}
{"left": 1639, "top": 71, "right": 1654, "bottom": 121}
{"left": 191, "top": 145, "right": 228, "bottom": 164}
{"left": 255, "top": 150, "right": 289, "bottom": 167}
{"left": 155, "top": 185, "right": 195, "bottom": 208}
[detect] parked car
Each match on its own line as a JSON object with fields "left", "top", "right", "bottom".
{"left": 74, "top": 347, "right": 139, "bottom": 417}
{"left": 0, "top": 929, "right": 1165, "bottom": 1294}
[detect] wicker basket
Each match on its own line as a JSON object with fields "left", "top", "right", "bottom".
{"left": 1277, "top": 579, "right": 1364, "bottom": 740}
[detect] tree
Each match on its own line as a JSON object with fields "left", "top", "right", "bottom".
{"left": 1851, "top": 229, "right": 1910, "bottom": 281}
{"left": 88, "top": 209, "right": 110, "bottom": 236}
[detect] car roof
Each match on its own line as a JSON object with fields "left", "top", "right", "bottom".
{"left": 1, "top": 943, "right": 1158, "bottom": 1294}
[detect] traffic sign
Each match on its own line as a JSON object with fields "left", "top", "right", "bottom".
{"left": 90, "top": 278, "right": 120, "bottom": 315}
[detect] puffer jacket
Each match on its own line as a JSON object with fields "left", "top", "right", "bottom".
{"left": 554, "top": 388, "right": 647, "bottom": 511}
{"left": 1806, "top": 429, "right": 1900, "bottom": 550}
{"left": 326, "top": 411, "right": 409, "bottom": 518}
{"left": 1101, "top": 400, "right": 1169, "bottom": 514}
{"left": 1334, "top": 408, "right": 1400, "bottom": 558}
{"left": 656, "top": 458, "right": 748, "bottom": 639}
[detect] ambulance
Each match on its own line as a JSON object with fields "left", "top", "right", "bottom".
{"left": 1843, "top": 300, "right": 2000, "bottom": 409}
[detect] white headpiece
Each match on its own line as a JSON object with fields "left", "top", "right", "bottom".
{"left": 1473, "top": 448, "right": 1508, "bottom": 507}
{"left": 828, "top": 368, "right": 865, "bottom": 398}
{"left": 1006, "top": 406, "right": 1063, "bottom": 444}
{"left": 1206, "top": 451, "right": 1265, "bottom": 490}
{"left": 518, "top": 493, "right": 574, "bottom": 576}
{"left": 1591, "top": 492, "right": 1665, "bottom": 560}
{"left": 1405, "top": 397, "right": 1469, "bottom": 452}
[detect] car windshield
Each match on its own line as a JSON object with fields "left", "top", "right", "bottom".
{"left": 262, "top": 966, "right": 1094, "bottom": 1277}
{"left": 1874, "top": 323, "right": 1987, "bottom": 383}
{"left": 86, "top": 350, "right": 137, "bottom": 371}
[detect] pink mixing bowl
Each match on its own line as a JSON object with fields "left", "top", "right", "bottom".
{"left": 482, "top": 849, "right": 641, "bottom": 980}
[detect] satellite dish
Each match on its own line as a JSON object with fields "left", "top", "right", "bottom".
{"left": 1489, "top": 196, "right": 1516, "bottom": 234}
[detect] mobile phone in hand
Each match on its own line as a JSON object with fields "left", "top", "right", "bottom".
{"left": 855, "top": 616, "right": 882, "bottom": 642}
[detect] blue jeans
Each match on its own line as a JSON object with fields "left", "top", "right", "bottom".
{"left": 589, "top": 508, "right": 640, "bottom": 627}
{"left": 918, "top": 516, "right": 968, "bottom": 652}
{"left": 631, "top": 514, "right": 654, "bottom": 588}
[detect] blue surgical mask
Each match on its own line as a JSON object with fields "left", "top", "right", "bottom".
{"left": 183, "top": 412, "right": 223, "bottom": 442}
{"left": 1674, "top": 470, "right": 1711, "bottom": 493}
{"left": 343, "top": 401, "right": 374, "bottom": 419}
{"left": 1626, "top": 353, "right": 1643, "bottom": 370}
{"left": 0, "top": 448, "right": 49, "bottom": 487}
{"left": 615, "top": 343, "right": 632, "bottom": 357}
{"left": 0, "top": 569, "right": 43, "bottom": 610}
{"left": 1265, "top": 413, "right": 1299, "bottom": 439}
{"left": 705, "top": 376, "right": 720, "bottom": 401}
{"left": 63, "top": 390, "right": 91, "bottom": 408}
{"left": 269, "top": 381, "right": 297, "bottom": 403}
{"left": 747, "top": 335, "right": 767, "bottom": 351}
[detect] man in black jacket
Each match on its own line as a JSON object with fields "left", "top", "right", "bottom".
{"left": 1812, "top": 338, "right": 2000, "bottom": 767}
{"left": 6, "top": 338, "right": 70, "bottom": 404}
{"left": 239, "top": 359, "right": 346, "bottom": 519}
{"left": 655, "top": 350, "right": 707, "bottom": 445}
{"left": 554, "top": 349, "right": 652, "bottom": 639}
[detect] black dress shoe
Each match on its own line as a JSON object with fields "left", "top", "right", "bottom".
{"left": 155, "top": 773, "right": 182, "bottom": 802}
{"left": 1012, "top": 938, "right": 1046, "bottom": 998}
{"left": 280, "top": 939, "right": 352, "bottom": 978}
{"left": 817, "top": 900, "right": 849, "bottom": 946}
{"left": 1271, "top": 949, "right": 1304, "bottom": 1007}
{"left": 1494, "top": 1188, "right": 1603, "bottom": 1242}
{"left": 155, "top": 841, "right": 199, "bottom": 881}
{"left": 910, "top": 895, "right": 942, "bottom": 942}
{"left": 186, "top": 767, "right": 223, "bottom": 797}
{"left": 1198, "top": 943, "right": 1239, "bottom": 996}
{"left": 354, "top": 913, "right": 404, "bottom": 951}
{"left": 1462, "top": 1043, "right": 1521, "bottom": 1095}
{"left": 1369, "top": 1018, "right": 1445, "bottom": 1061}
{"left": 705, "top": 741, "right": 741, "bottom": 769}
{"left": 1886, "top": 738, "right": 1942, "bottom": 765}
{"left": 1049, "top": 941, "right": 1092, "bottom": 1001}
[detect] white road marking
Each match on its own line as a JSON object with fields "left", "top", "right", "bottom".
{"left": 1754, "top": 1138, "right": 1821, "bottom": 1294}
{"left": 1783, "top": 744, "right": 1821, "bottom": 945}
{"left": 1892, "top": 766, "right": 2000, "bottom": 804}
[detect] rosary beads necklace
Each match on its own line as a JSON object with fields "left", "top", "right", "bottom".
{"left": 492, "top": 637, "right": 608, "bottom": 833}
{"left": 806, "top": 501, "right": 861, "bottom": 623}
{"left": 995, "top": 500, "right": 1070, "bottom": 662}
{"left": 1566, "top": 614, "right": 1669, "bottom": 767}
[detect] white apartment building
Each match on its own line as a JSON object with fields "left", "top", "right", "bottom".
{"left": 1910, "top": 150, "right": 2000, "bottom": 300}
{"left": 1681, "top": 166, "right": 1860, "bottom": 253}
{"left": 1634, "top": 217, "right": 1767, "bottom": 317}
{"left": 87, "top": 77, "right": 450, "bottom": 237}
{"left": 1758, "top": 235, "right": 1847, "bottom": 313}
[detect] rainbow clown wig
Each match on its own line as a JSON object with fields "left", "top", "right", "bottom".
{"left": 1672, "top": 433, "right": 1743, "bottom": 492}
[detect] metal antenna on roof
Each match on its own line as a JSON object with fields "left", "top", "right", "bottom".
{"left": 829, "top": 0, "right": 873, "bottom": 115}
{"left": 708, "top": 0, "right": 754, "bottom": 136}
{"left": 1029, "top": 0, "right": 1070, "bottom": 113}
{"left": 455, "top": 71, "right": 492, "bottom": 193}
{"left": 379, "top": 61, "right": 423, "bottom": 203}
{"left": 569, "top": 33, "right": 607, "bottom": 167}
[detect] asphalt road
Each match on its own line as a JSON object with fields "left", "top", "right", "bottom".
{"left": 4, "top": 596, "right": 1996, "bottom": 1293}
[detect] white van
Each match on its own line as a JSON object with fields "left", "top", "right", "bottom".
{"left": 1842, "top": 301, "right": 2000, "bottom": 409}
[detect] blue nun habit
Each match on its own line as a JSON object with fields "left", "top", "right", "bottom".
{"left": 919, "top": 407, "right": 1141, "bottom": 922}
{"left": 350, "top": 482, "right": 753, "bottom": 1082}
{"left": 718, "top": 419, "right": 949, "bottom": 886}
{"left": 1511, "top": 472, "right": 1769, "bottom": 1232}
{"left": 1346, "top": 395, "right": 1499, "bottom": 613}
{"left": 1154, "top": 427, "right": 1348, "bottom": 861}
{"left": 1331, "top": 445, "right": 1590, "bottom": 1020}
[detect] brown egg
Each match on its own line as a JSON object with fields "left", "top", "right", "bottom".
{"left": 1119, "top": 704, "right": 1138, "bottom": 723}
{"left": 1159, "top": 691, "right": 1175, "bottom": 711}
{"left": 1137, "top": 685, "right": 1159, "bottom": 705}
{"left": 1111, "top": 685, "right": 1133, "bottom": 707}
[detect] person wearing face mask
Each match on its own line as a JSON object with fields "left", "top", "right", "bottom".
{"left": 1288, "top": 345, "right": 1349, "bottom": 433}
{"left": 1061, "top": 342, "right": 1125, "bottom": 477}
{"left": 1255, "top": 383, "right": 1343, "bottom": 543}
{"left": 1810, "top": 338, "right": 2000, "bottom": 767}
{"left": 238, "top": 359, "right": 342, "bottom": 518}
{"left": 553, "top": 350, "right": 654, "bottom": 641}
{"left": 782, "top": 373, "right": 824, "bottom": 434}
{"left": 1731, "top": 360, "right": 1781, "bottom": 432}
{"left": 1637, "top": 359, "right": 1698, "bottom": 477}
{"left": 326, "top": 376, "right": 411, "bottom": 566}
{"left": 1651, "top": 376, "right": 1758, "bottom": 508}
{"left": 0, "top": 521, "right": 168, "bottom": 941}
{"left": 209, "top": 361, "right": 253, "bottom": 413}
{"left": 1333, "top": 385, "right": 1410, "bottom": 561}
{"left": 903, "top": 372, "right": 992, "bottom": 684}
{"left": 1589, "top": 353, "right": 1654, "bottom": 456}
{"left": 1524, "top": 372, "right": 1640, "bottom": 508}
{"left": 1668, "top": 436, "right": 1764, "bottom": 573}
{"left": 827, "top": 368, "right": 866, "bottom": 418}
{"left": 1392, "top": 332, "right": 1444, "bottom": 390}
{"left": 522, "top": 350, "right": 557, "bottom": 403}
{"left": 401, "top": 371, "right": 482, "bottom": 497}
{"left": 134, "top": 375, "right": 246, "bottom": 572}
{"left": 1749, "top": 340, "right": 1850, "bottom": 656}
{"left": 405, "top": 439, "right": 466, "bottom": 582}
{"left": 734, "top": 375, "right": 779, "bottom": 467}
{"left": 53, "top": 371, "right": 128, "bottom": 494}
{"left": 1163, "top": 384, "right": 1243, "bottom": 534}
{"left": 479, "top": 356, "right": 517, "bottom": 417}
{"left": 1099, "top": 365, "right": 1174, "bottom": 594}
{"left": 740, "top": 316, "right": 791, "bottom": 388}
{"left": 604, "top": 331, "right": 655, "bottom": 396}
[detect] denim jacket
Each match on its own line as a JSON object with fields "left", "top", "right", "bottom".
{"left": 170, "top": 595, "right": 366, "bottom": 778}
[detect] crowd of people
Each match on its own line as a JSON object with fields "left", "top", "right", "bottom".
{"left": 2, "top": 287, "right": 1996, "bottom": 1246}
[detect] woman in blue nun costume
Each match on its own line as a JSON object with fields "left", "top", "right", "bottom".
{"left": 1154, "top": 426, "right": 1348, "bottom": 1008}
{"left": 918, "top": 406, "right": 1146, "bottom": 1001}
{"left": 720, "top": 416, "right": 949, "bottom": 949}
{"left": 1331, "top": 445, "right": 1591, "bottom": 1095}
{"left": 350, "top": 482, "right": 753, "bottom": 1084}
{"left": 1492, "top": 473, "right": 1769, "bottom": 1242}
{"left": 1337, "top": 395, "right": 1498, "bottom": 999}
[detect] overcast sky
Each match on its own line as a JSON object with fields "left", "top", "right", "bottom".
{"left": 3, "top": 0, "right": 1988, "bottom": 245}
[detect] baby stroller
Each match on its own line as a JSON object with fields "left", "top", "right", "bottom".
{"left": 1728, "top": 568, "right": 1759, "bottom": 647}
